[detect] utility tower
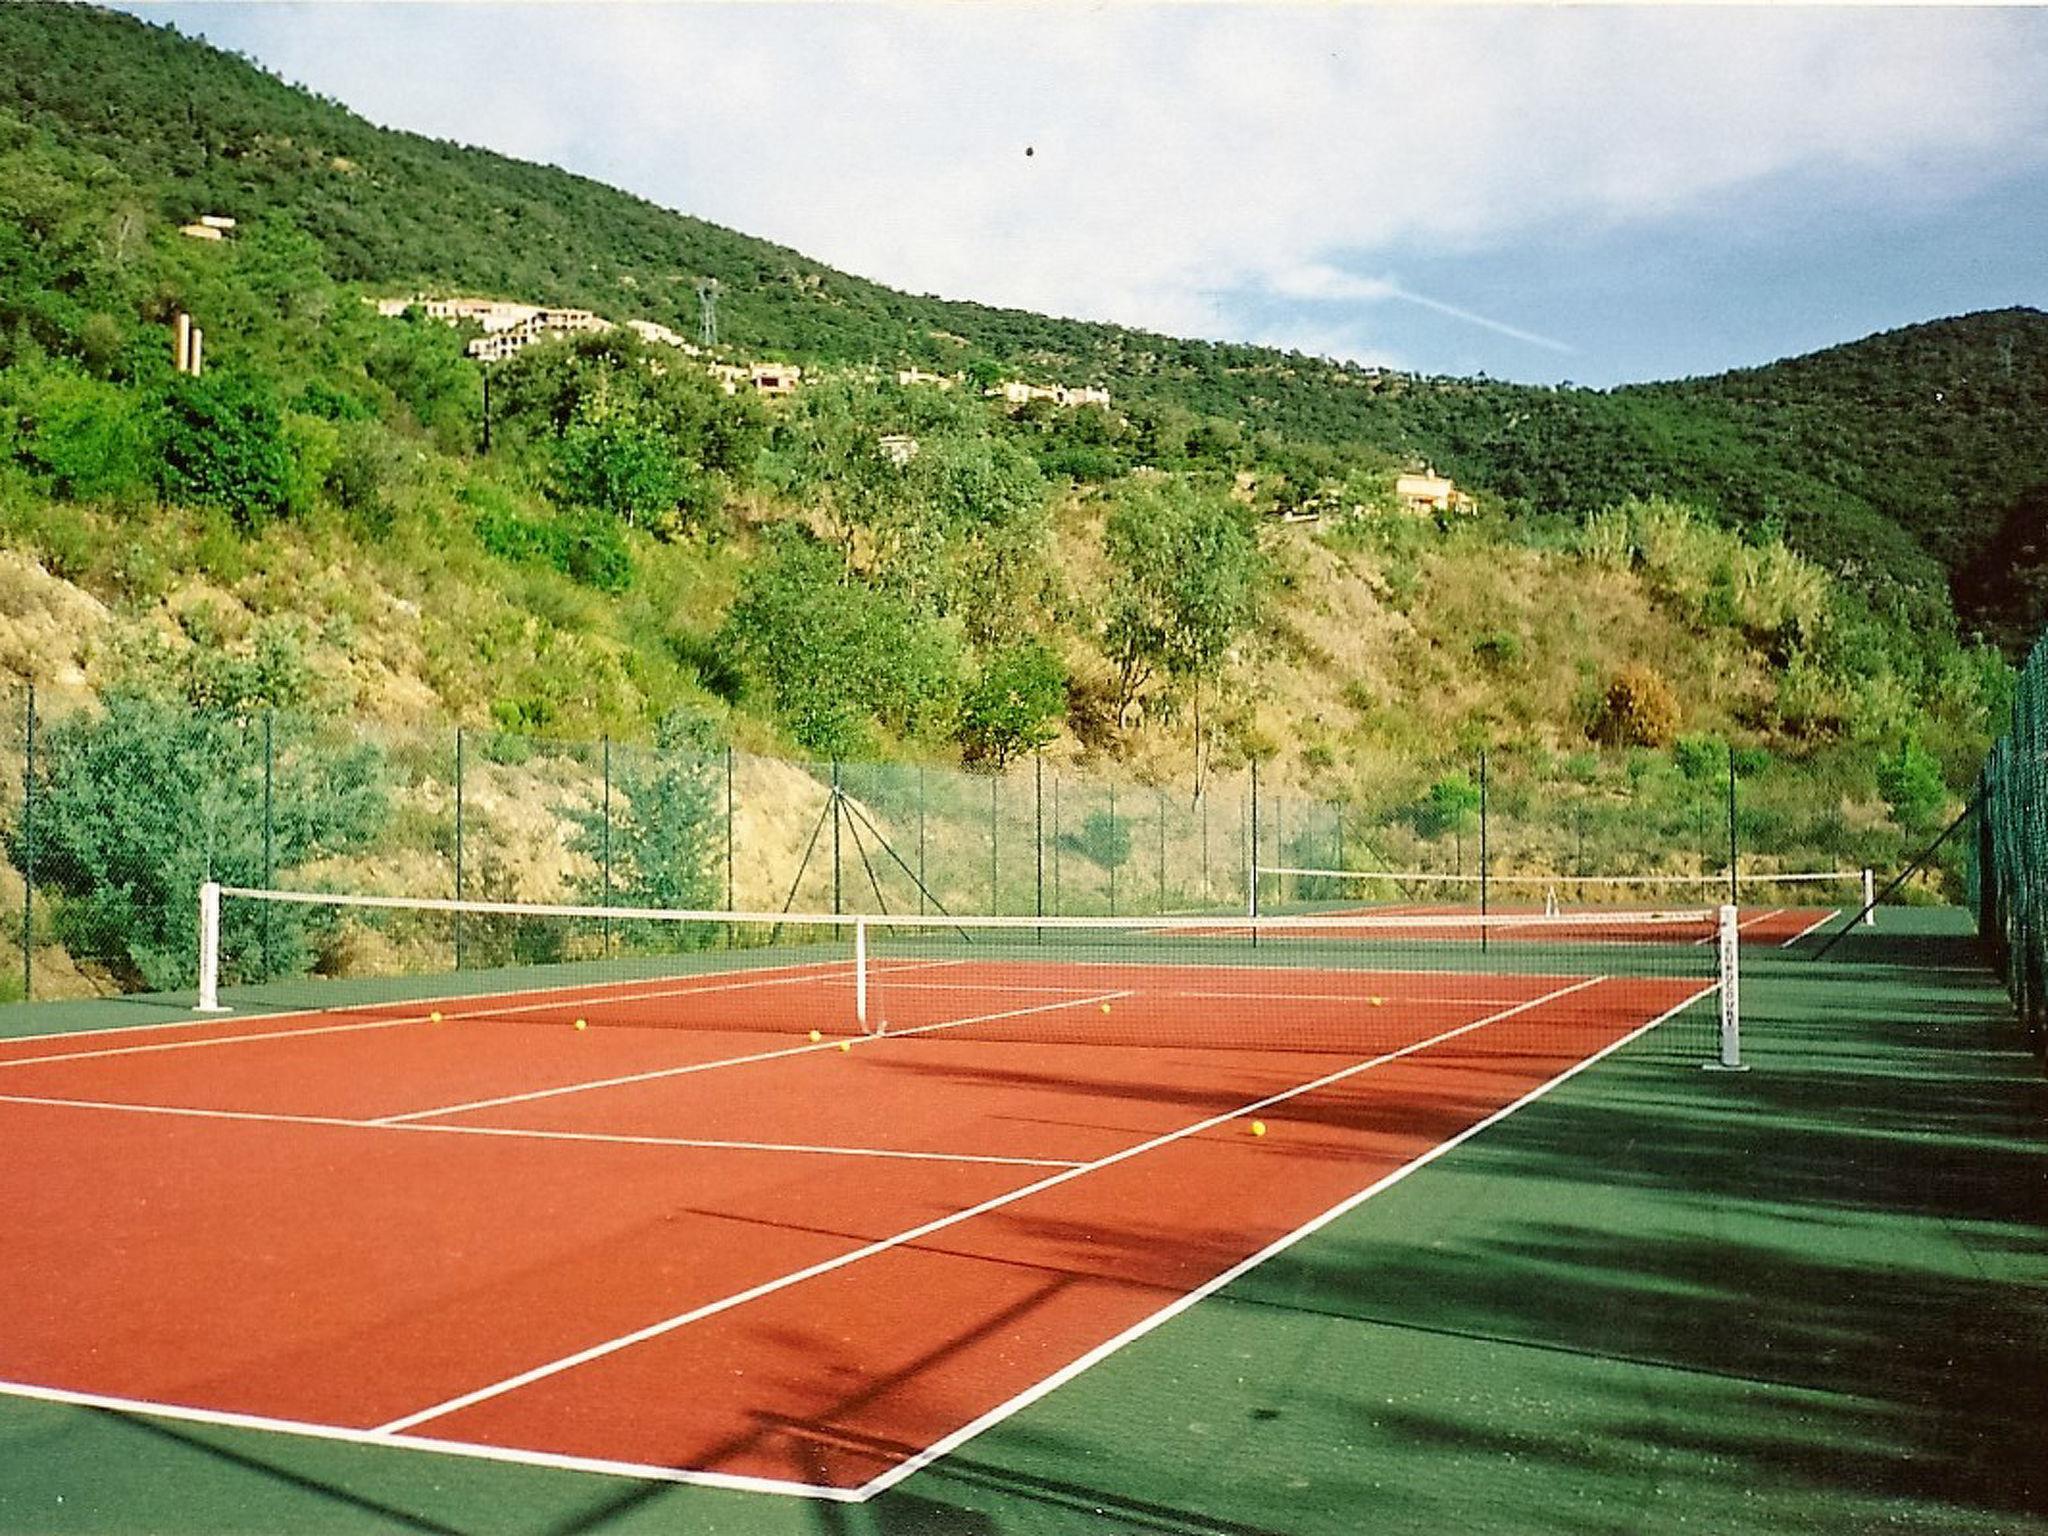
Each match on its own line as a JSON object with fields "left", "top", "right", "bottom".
{"left": 696, "top": 278, "right": 720, "bottom": 348}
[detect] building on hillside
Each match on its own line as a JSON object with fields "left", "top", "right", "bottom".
{"left": 197, "top": 215, "right": 237, "bottom": 231}
{"left": 1394, "top": 468, "right": 1477, "bottom": 516}
{"left": 897, "top": 367, "right": 955, "bottom": 389}
{"left": 749, "top": 363, "right": 801, "bottom": 396}
{"left": 627, "top": 318, "right": 702, "bottom": 355}
{"left": 177, "top": 223, "right": 225, "bottom": 241}
{"left": 989, "top": 379, "right": 1112, "bottom": 409}
{"left": 879, "top": 433, "right": 920, "bottom": 466}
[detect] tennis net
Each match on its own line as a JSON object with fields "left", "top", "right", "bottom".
{"left": 1256, "top": 864, "right": 1874, "bottom": 924}
{"left": 198, "top": 883, "right": 1743, "bottom": 1066}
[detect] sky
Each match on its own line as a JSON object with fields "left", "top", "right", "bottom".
{"left": 130, "top": 2, "right": 2048, "bottom": 388}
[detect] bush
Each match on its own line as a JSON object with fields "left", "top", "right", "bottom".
{"left": 159, "top": 372, "right": 292, "bottom": 526}
{"left": 565, "top": 705, "right": 723, "bottom": 929}
{"left": 1076, "top": 809, "right": 1132, "bottom": 870}
{"left": 1591, "top": 665, "right": 1681, "bottom": 748}
{"left": 10, "top": 695, "right": 388, "bottom": 989}
{"left": 1672, "top": 735, "right": 1726, "bottom": 782}
{"left": 1875, "top": 738, "right": 1946, "bottom": 835}
{"left": 957, "top": 639, "right": 1067, "bottom": 768}
{"left": 721, "top": 531, "right": 963, "bottom": 758}
{"left": 1411, "top": 774, "right": 1482, "bottom": 837}
{"left": 472, "top": 487, "right": 634, "bottom": 593}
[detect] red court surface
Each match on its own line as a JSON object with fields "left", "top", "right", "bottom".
{"left": 0, "top": 956, "right": 1715, "bottom": 1500}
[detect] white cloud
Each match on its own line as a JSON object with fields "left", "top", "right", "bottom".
{"left": 157, "top": 4, "right": 2048, "bottom": 363}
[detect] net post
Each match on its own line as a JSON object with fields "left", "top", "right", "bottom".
{"left": 195, "top": 881, "right": 230, "bottom": 1013}
{"left": 1703, "top": 901, "right": 1746, "bottom": 1071}
{"left": 854, "top": 915, "right": 868, "bottom": 1031}
{"left": 1861, "top": 867, "right": 1876, "bottom": 926}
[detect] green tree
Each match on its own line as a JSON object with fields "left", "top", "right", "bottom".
{"left": 957, "top": 639, "right": 1066, "bottom": 768}
{"left": 552, "top": 394, "right": 693, "bottom": 534}
{"left": 1875, "top": 738, "right": 1947, "bottom": 835}
{"left": 11, "top": 695, "right": 388, "bottom": 989}
{"left": 1102, "top": 478, "right": 1265, "bottom": 790}
{"left": 565, "top": 706, "right": 723, "bottom": 944}
{"left": 721, "top": 531, "right": 963, "bottom": 758}
{"left": 1411, "top": 775, "right": 1482, "bottom": 838}
{"left": 158, "top": 371, "right": 292, "bottom": 526}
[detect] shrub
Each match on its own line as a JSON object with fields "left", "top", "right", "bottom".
{"left": 10, "top": 695, "right": 388, "bottom": 989}
{"left": 159, "top": 372, "right": 292, "bottom": 526}
{"left": 1672, "top": 735, "right": 1726, "bottom": 782}
{"left": 1411, "top": 774, "right": 1481, "bottom": 837}
{"left": 1076, "top": 809, "right": 1132, "bottom": 870}
{"left": 1591, "top": 665, "right": 1681, "bottom": 748}
{"left": 957, "top": 639, "right": 1067, "bottom": 768}
{"left": 1473, "top": 631, "right": 1522, "bottom": 668}
{"left": 1875, "top": 738, "right": 1946, "bottom": 835}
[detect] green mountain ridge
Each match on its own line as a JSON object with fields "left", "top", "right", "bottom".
{"left": 3, "top": 5, "right": 2044, "bottom": 651}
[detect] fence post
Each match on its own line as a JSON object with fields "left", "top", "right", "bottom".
{"left": 1108, "top": 782, "right": 1118, "bottom": 917}
{"left": 1727, "top": 745, "right": 1740, "bottom": 907}
{"left": 725, "top": 745, "right": 736, "bottom": 918}
{"left": 20, "top": 684, "right": 33, "bottom": 1004}
{"left": 831, "top": 759, "right": 842, "bottom": 916}
{"left": 917, "top": 766, "right": 927, "bottom": 916}
{"left": 454, "top": 725, "right": 465, "bottom": 970}
{"left": 1157, "top": 787, "right": 1167, "bottom": 915}
{"left": 261, "top": 710, "right": 274, "bottom": 977}
{"left": 602, "top": 735, "right": 613, "bottom": 955}
{"left": 989, "top": 772, "right": 999, "bottom": 915}
{"left": 1248, "top": 759, "right": 1260, "bottom": 918}
{"left": 1052, "top": 769, "right": 1062, "bottom": 916}
{"left": 1035, "top": 752, "right": 1045, "bottom": 933}
{"left": 1479, "top": 748, "right": 1490, "bottom": 952}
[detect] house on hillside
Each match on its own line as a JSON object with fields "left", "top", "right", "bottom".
{"left": 879, "top": 433, "right": 920, "bottom": 465}
{"left": 1394, "top": 467, "right": 1477, "bottom": 516}
{"left": 897, "top": 368, "right": 955, "bottom": 389}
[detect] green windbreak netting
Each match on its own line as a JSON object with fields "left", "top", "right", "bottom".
{"left": 1973, "top": 628, "right": 2048, "bottom": 1060}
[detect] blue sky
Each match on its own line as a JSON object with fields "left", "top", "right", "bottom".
{"left": 131, "top": 3, "right": 2048, "bottom": 388}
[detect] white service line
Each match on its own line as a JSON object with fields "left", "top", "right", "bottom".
{"left": 0, "top": 956, "right": 857, "bottom": 1049}
{"left": 853, "top": 977, "right": 1719, "bottom": 1501}
{"left": 370, "top": 974, "right": 1605, "bottom": 1437}
{"left": 371, "top": 988, "right": 1132, "bottom": 1125}
{"left": 0, "top": 1092, "right": 1080, "bottom": 1169}
{"left": 0, "top": 958, "right": 963, "bottom": 1072}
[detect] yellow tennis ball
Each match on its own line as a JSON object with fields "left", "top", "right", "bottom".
{"left": 1369, "top": 996, "right": 1384, "bottom": 1007}
{"left": 1100, "top": 1002, "right": 1112, "bottom": 1015}
{"left": 574, "top": 1018, "right": 587, "bottom": 1032}
{"left": 808, "top": 1029, "right": 822, "bottom": 1043}
{"left": 839, "top": 1040, "right": 851, "bottom": 1053}
{"left": 1250, "top": 1120, "right": 1267, "bottom": 1137}
{"left": 429, "top": 1010, "right": 442, "bottom": 1024}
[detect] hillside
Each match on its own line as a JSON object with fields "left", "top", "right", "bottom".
{"left": 0, "top": 0, "right": 2021, "bottom": 1002}
{"left": 3, "top": 7, "right": 2046, "bottom": 646}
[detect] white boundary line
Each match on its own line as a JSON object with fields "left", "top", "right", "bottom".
{"left": 371, "top": 989, "right": 1132, "bottom": 1125}
{"left": 370, "top": 975, "right": 1607, "bottom": 1436}
{"left": 0, "top": 1377, "right": 862, "bottom": 1502}
{"left": 850, "top": 978, "right": 1718, "bottom": 1502}
{"left": 1780, "top": 910, "right": 1840, "bottom": 948}
{"left": 0, "top": 1093, "right": 1082, "bottom": 1169}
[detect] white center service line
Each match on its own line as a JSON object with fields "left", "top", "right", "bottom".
{"left": 371, "top": 988, "right": 1132, "bottom": 1125}
{"left": 369, "top": 974, "right": 1606, "bottom": 1437}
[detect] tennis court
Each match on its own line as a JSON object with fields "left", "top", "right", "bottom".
{"left": 0, "top": 894, "right": 1726, "bottom": 1501}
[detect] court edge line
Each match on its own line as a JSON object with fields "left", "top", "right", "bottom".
{"left": 0, "top": 958, "right": 966, "bottom": 1073}
{"left": 851, "top": 977, "right": 1719, "bottom": 1504}
{"left": 0, "top": 957, "right": 875, "bottom": 1060}
{"left": 373, "top": 988, "right": 1131, "bottom": 1125}
{"left": 0, "top": 1093, "right": 1083, "bottom": 1169}
{"left": 1780, "top": 910, "right": 1839, "bottom": 948}
{"left": 0, "top": 1378, "right": 862, "bottom": 1503}
{"left": 370, "top": 973, "right": 1606, "bottom": 1437}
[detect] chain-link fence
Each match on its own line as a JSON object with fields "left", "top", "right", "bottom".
{"left": 0, "top": 683, "right": 1968, "bottom": 1004}
{"left": 1973, "top": 627, "right": 2046, "bottom": 1063}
